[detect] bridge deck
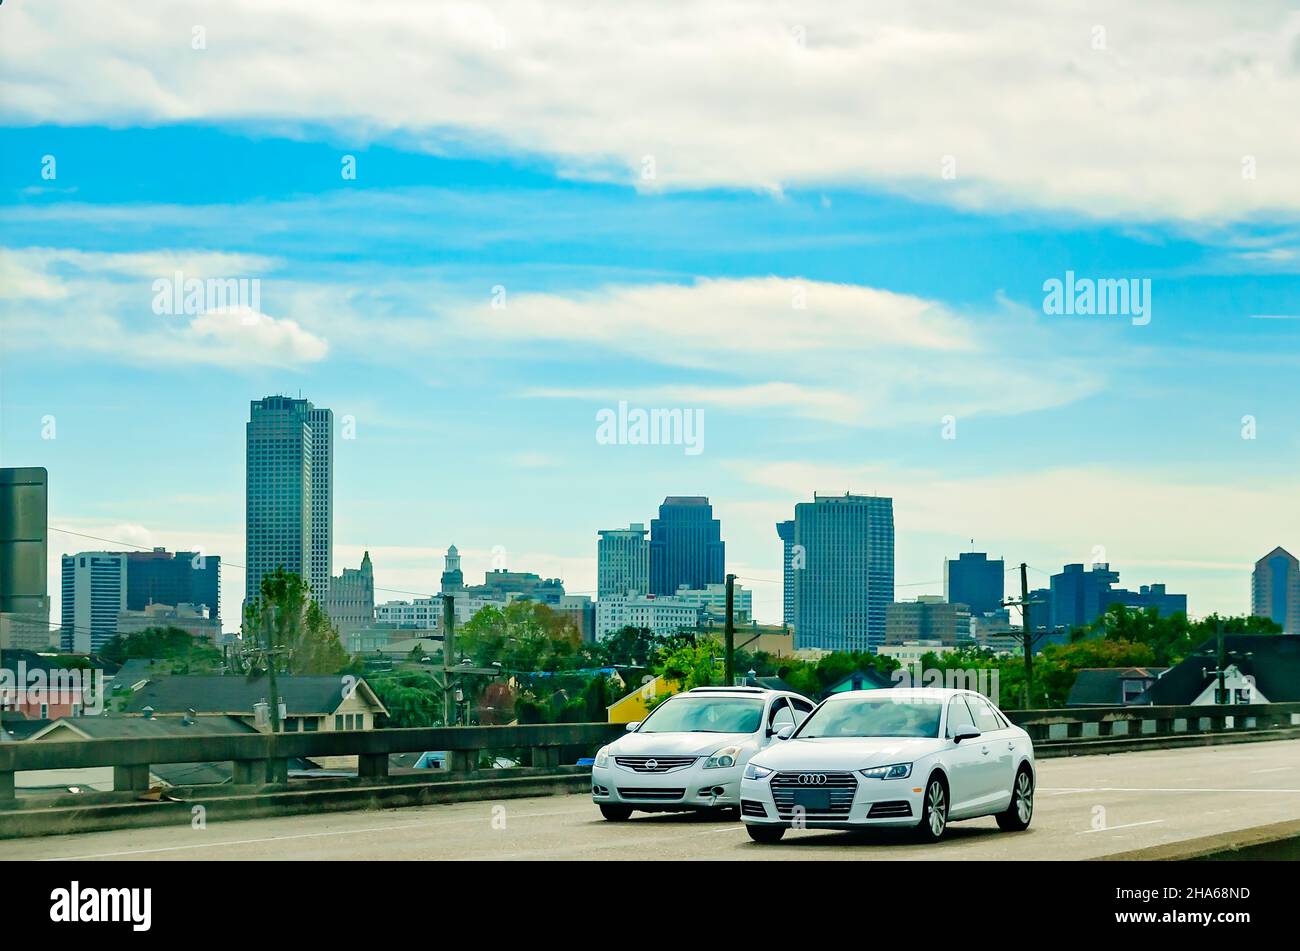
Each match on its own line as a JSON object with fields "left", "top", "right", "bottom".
{"left": 7, "top": 739, "right": 1299, "bottom": 861}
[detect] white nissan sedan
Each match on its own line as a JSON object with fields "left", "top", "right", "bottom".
{"left": 739, "top": 687, "right": 1035, "bottom": 843}
{"left": 591, "top": 686, "right": 816, "bottom": 820}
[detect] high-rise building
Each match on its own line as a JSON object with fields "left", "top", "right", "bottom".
{"left": 324, "top": 551, "right": 375, "bottom": 636}
{"left": 790, "top": 493, "right": 894, "bottom": 653}
{"left": 1112, "top": 583, "right": 1187, "bottom": 618}
{"left": 60, "top": 552, "right": 128, "bottom": 653}
{"left": 776, "top": 520, "right": 795, "bottom": 626}
{"left": 122, "top": 548, "right": 221, "bottom": 626}
{"left": 597, "top": 523, "right": 649, "bottom": 597}
{"left": 596, "top": 592, "right": 703, "bottom": 639}
{"left": 1050, "top": 563, "right": 1120, "bottom": 631}
{"left": 0, "top": 467, "right": 52, "bottom": 651}
{"left": 557, "top": 594, "right": 596, "bottom": 643}
{"left": 1252, "top": 546, "right": 1300, "bottom": 634}
{"left": 885, "top": 596, "right": 971, "bottom": 646}
{"left": 944, "top": 551, "right": 1004, "bottom": 617}
{"left": 649, "top": 497, "right": 724, "bottom": 595}
{"left": 245, "top": 395, "right": 332, "bottom": 611}
{"left": 673, "top": 582, "right": 752, "bottom": 624}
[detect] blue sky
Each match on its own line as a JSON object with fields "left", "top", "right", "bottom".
{"left": 3, "top": 3, "right": 1299, "bottom": 630}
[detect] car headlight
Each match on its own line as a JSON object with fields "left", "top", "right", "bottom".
{"left": 704, "top": 746, "right": 742, "bottom": 769}
{"left": 859, "top": 762, "right": 912, "bottom": 780}
{"left": 594, "top": 747, "right": 610, "bottom": 768}
{"left": 743, "top": 762, "right": 773, "bottom": 781}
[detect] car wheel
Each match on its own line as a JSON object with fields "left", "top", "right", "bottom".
{"left": 996, "top": 766, "right": 1034, "bottom": 832}
{"left": 599, "top": 804, "right": 633, "bottom": 822}
{"left": 746, "top": 824, "right": 785, "bottom": 844}
{"left": 915, "top": 775, "right": 948, "bottom": 842}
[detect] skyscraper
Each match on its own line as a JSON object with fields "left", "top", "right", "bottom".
{"left": 649, "top": 497, "right": 724, "bottom": 595}
{"left": 324, "top": 551, "right": 375, "bottom": 635}
{"left": 1049, "top": 563, "right": 1120, "bottom": 630}
{"left": 0, "top": 467, "right": 51, "bottom": 651}
{"left": 245, "top": 395, "right": 332, "bottom": 611}
{"left": 1252, "top": 546, "right": 1299, "bottom": 634}
{"left": 944, "top": 551, "right": 1004, "bottom": 617}
{"left": 123, "top": 548, "right": 221, "bottom": 625}
{"left": 61, "top": 552, "right": 127, "bottom": 653}
{"left": 597, "top": 523, "right": 649, "bottom": 597}
{"left": 791, "top": 493, "right": 894, "bottom": 653}
{"left": 776, "top": 520, "right": 795, "bottom": 626}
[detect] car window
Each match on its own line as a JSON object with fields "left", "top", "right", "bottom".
{"left": 638, "top": 697, "right": 765, "bottom": 734}
{"left": 788, "top": 697, "right": 814, "bottom": 723}
{"left": 768, "top": 699, "right": 795, "bottom": 730}
{"left": 945, "top": 697, "right": 977, "bottom": 737}
{"left": 796, "top": 697, "right": 942, "bottom": 738}
{"left": 966, "top": 695, "right": 1003, "bottom": 732}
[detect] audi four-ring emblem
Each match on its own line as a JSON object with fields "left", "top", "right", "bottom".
{"left": 797, "top": 773, "right": 827, "bottom": 785}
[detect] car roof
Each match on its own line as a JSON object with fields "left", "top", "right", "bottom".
{"left": 682, "top": 686, "right": 782, "bottom": 698}
{"left": 823, "top": 687, "right": 982, "bottom": 701}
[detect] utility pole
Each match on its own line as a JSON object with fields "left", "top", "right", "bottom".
{"left": 1003, "top": 563, "right": 1041, "bottom": 709}
{"left": 724, "top": 573, "right": 736, "bottom": 686}
{"left": 265, "top": 604, "right": 282, "bottom": 734}
{"left": 441, "top": 593, "right": 456, "bottom": 726}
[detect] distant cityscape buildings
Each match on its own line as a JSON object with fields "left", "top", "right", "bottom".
{"left": 0, "top": 467, "right": 52, "bottom": 651}
{"left": 597, "top": 523, "right": 649, "bottom": 598}
{"left": 885, "top": 596, "right": 971, "bottom": 647}
{"left": 123, "top": 548, "right": 221, "bottom": 626}
{"left": 323, "top": 551, "right": 375, "bottom": 637}
{"left": 775, "top": 519, "right": 795, "bottom": 626}
{"left": 1252, "top": 546, "right": 1299, "bottom": 634}
{"left": 1049, "top": 562, "right": 1187, "bottom": 631}
{"left": 945, "top": 551, "right": 1004, "bottom": 617}
{"left": 245, "top": 395, "right": 333, "bottom": 613}
{"left": 60, "top": 552, "right": 127, "bottom": 653}
{"left": 649, "top": 496, "right": 724, "bottom": 596}
{"left": 790, "top": 493, "right": 895, "bottom": 653}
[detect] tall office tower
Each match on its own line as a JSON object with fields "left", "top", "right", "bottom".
{"left": 944, "top": 551, "right": 1005, "bottom": 617}
{"left": 123, "top": 548, "right": 221, "bottom": 625}
{"left": 885, "top": 595, "right": 971, "bottom": 646}
{"left": 649, "top": 497, "right": 724, "bottom": 595}
{"left": 307, "top": 405, "right": 334, "bottom": 598}
{"left": 440, "top": 545, "right": 464, "bottom": 594}
{"left": 776, "top": 520, "right": 795, "bottom": 626}
{"left": 1252, "top": 546, "right": 1300, "bottom": 634}
{"left": 1049, "top": 562, "right": 1121, "bottom": 630}
{"left": 60, "top": 552, "right": 128, "bottom": 653}
{"left": 246, "top": 395, "right": 332, "bottom": 610}
{"left": 323, "top": 550, "right": 375, "bottom": 637}
{"left": 791, "top": 493, "right": 894, "bottom": 653}
{"left": 0, "top": 467, "right": 52, "bottom": 651}
{"left": 597, "top": 523, "right": 649, "bottom": 597}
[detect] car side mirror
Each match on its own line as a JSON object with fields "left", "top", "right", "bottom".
{"left": 774, "top": 724, "right": 796, "bottom": 740}
{"left": 952, "top": 727, "right": 981, "bottom": 743}
{"left": 624, "top": 721, "right": 641, "bottom": 732}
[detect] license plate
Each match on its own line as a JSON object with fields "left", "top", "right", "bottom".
{"left": 792, "top": 789, "right": 832, "bottom": 810}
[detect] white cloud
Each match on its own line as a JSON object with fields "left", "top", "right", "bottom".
{"left": 0, "top": 248, "right": 327, "bottom": 369}
{"left": 4, "top": 2, "right": 1299, "bottom": 221}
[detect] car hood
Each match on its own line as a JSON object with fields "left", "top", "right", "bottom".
{"left": 609, "top": 731, "right": 754, "bottom": 757}
{"left": 752, "top": 736, "right": 947, "bottom": 772}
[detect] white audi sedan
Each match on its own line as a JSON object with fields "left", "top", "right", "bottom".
{"left": 739, "top": 687, "right": 1035, "bottom": 843}
{"left": 591, "top": 686, "right": 816, "bottom": 820}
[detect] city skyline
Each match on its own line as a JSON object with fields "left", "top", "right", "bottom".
{"left": 5, "top": 9, "right": 1300, "bottom": 633}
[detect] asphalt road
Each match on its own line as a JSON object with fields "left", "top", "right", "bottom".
{"left": 7, "top": 739, "right": 1300, "bottom": 861}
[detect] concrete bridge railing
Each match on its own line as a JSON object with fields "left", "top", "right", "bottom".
{"left": 0, "top": 721, "right": 626, "bottom": 802}
{"left": 1007, "top": 701, "right": 1300, "bottom": 743}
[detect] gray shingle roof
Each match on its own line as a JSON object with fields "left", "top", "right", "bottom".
{"left": 120, "top": 675, "right": 386, "bottom": 717}
{"left": 1144, "top": 635, "right": 1300, "bottom": 705}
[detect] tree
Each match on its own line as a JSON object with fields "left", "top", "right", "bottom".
{"left": 370, "top": 670, "right": 441, "bottom": 727}
{"left": 101, "top": 626, "right": 223, "bottom": 673}
{"left": 656, "top": 637, "right": 722, "bottom": 690}
{"left": 598, "top": 626, "right": 663, "bottom": 667}
{"left": 242, "top": 568, "right": 349, "bottom": 675}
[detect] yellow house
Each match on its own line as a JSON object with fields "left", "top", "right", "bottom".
{"left": 607, "top": 674, "right": 680, "bottom": 723}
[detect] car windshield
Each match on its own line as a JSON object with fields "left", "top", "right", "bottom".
{"left": 639, "top": 697, "right": 765, "bottom": 734}
{"left": 796, "top": 696, "right": 942, "bottom": 739}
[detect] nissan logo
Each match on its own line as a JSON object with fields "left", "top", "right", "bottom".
{"left": 644, "top": 759, "right": 659, "bottom": 771}
{"left": 797, "top": 773, "right": 828, "bottom": 785}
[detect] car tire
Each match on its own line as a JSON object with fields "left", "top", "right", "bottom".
{"left": 746, "top": 824, "right": 786, "bottom": 844}
{"left": 599, "top": 804, "right": 633, "bottom": 822}
{"left": 996, "top": 766, "right": 1034, "bottom": 832}
{"left": 915, "top": 774, "right": 949, "bottom": 842}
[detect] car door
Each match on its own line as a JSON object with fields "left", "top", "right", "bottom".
{"left": 765, "top": 698, "right": 796, "bottom": 746}
{"left": 966, "top": 694, "right": 1015, "bottom": 811}
{"left": 943, "top": 697, "right": 987, "bottom": 816}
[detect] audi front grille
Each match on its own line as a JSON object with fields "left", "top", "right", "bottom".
{"left": 770, "top": 771, "right": 858, "bottom": 818}
{"left": 614, "top": 756, "right": 698, "bottom": 773}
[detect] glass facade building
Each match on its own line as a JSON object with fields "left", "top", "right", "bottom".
{"left": 649, "top": 497, "right": 724, "bottom": 596}
{"left": 790, "top": 493, "right": 894, "bottom": 653}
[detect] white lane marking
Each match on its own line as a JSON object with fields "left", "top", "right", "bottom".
{"left": 1077, "top": 819, "right": 1166, "bottom": 835}
{"left": 1041, "top": 786, "right": 1300, "bottom": 794}
{"left": 40, "top": 807, "right": 591, "bottom": 861}
{"left": 1249, "top": 767, "right": 1294, "bottom": 774}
